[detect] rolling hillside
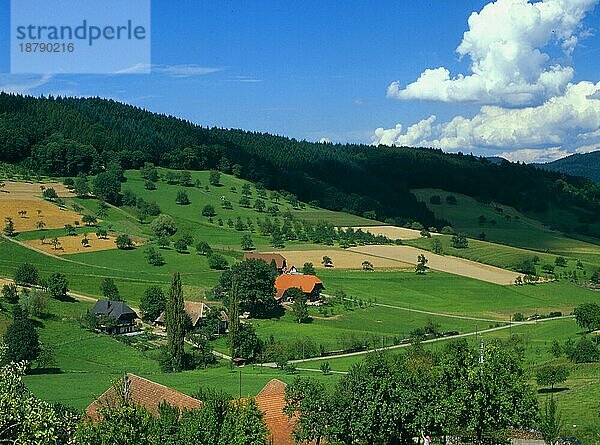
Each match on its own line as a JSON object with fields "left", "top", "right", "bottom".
{"left": 534, "top": 151, "right": 600, "bottom": 183}
{"left": 1, "top": 93, "right": 600, "bottom": 239}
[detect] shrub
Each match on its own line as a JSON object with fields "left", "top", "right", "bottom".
{"left": 115, "top": 234, "right": 134, "bottom": 250}
{"left": 145, "top": 246, "right": 165, "bottom": 266}
{"left": 176, "top": 189, "right": 190, "bottom": 205}
{"left": 2, "top": 283, "right": 19, "bottom": 304}
{"left": 202, "top": 204, "right": 216, "bottom": 217}
{"left": 14, "top": 263, "right": 39, "bottom": 286}
{"left": 196, "top": 241, "right": 213, "bottom": 256}
{"left": 208, "top": 254, "right": 228, "bottom": 270}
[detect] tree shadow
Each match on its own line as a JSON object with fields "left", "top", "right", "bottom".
{"left": 28, "top": 367, "right": 63, "bottom": 375}
{"left": 57, "top": 294, "right": 77, "bottom": 303}
{"left": 538, "top": 387, "right": 569, "bottom": 394}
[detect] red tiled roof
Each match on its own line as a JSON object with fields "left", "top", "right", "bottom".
{"left": 86, "top": 376, "right": 295, "bottom": 444}
{"left": 244, "top": 252, "right": 287, "bottom": 269}
{"left": 254, "top": 379, "right": 295, "bottom": 445}
{"left": 275, "top": 274, "right": 324, "bottom": 300}
{"left": 85, "top": 374, "right": 201, "bottom": 420}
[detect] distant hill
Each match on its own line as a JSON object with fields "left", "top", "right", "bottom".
{"left": 534, "top": 151, "right": 600, "bottom": 183}
{"left": 1, "top": 93, "right": 599, "bottom": 236}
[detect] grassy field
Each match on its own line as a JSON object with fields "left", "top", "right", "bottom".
{"left": 1, "top": 170, "right": 598, "bottom": 440}
{"left": 412, "top": 188, "right": 600, "bottom": 256}
{"left": 406, "top": 234, "right": 600, "bottom": 275}
{"left": 317, "top": 269, "right": 598, "bottom": 319}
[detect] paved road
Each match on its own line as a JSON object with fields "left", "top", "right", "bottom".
{"left": 257, "top": 315, "right": 574, "bottom": 368}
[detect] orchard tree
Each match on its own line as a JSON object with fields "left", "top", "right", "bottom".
{"left": 101, "top": 278, "right": 121, "bottom": 301}
{"left": 115, "top": 233, "right": 134, "bottom": 250}
{"left": 322, "top": 256, "right": 333, "bottom": 268}
{"left": 536, "top": 365, "right": 569, "bottom": 390}
{"left": 4, "top": 308, "right": 41, "bottom": 363}
{"left": 36, "top": 219, "right": 46, "bottom": 230}
{"left": 176, "top": 189, "right": 190, "bottom": 205}
{"left": 196, "top": 241, "right": 213, "bottom": 256}
{"left": 573, "top": 303, "right": 600, "bottom": 332}
{"left": 150, "top": 214, "right": 178, "bottom": 238}
{"left": 415, "top": 254, "right": 428, "bottom": 274}
{"left": 202, "top": 204, "right": 216, "bottom": 217}
{"left": 241, "top": 234, "right": 254, "bottom": 251}
{"left": 93, "top": 169, "right": 122, "bottom": 204}
{"left": 302, "top": 262, "right": 316, "bottom": 275}
{"left": 209, "top": 170, "right": 221, "bottom": 186}
{"left": 3, "top": 217, "right": 15, "bottom": 236}
{"left": 2, "top": 283, "right": 19, "bottom": 304}
{"left": 14, "top": 262, "right": 39, "bottom": 286}
{"left": 145, "top": 246, "right": 165, "bottom": 266}
{"left": 140, "top": 285, "right": 166, "bottom": 322}
{"left": 451, "top": 233, "right": 469, "bottom": 249}
{"left": 47, "top": 272, "right": 69, "bottom": 300}
{"left": 288, "top": 288, "right": 310, "bottom": 323}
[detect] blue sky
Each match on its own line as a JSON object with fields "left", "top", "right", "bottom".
{"left": 1, "top": 0, "right": 600, "bottom": 162}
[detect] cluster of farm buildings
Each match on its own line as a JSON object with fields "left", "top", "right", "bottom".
{"left": 89, "top": 252, "right": 324, "bottom": 334}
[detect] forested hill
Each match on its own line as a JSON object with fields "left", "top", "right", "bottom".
{"left": 1, "top": 93, "right": 600, "bottom": 233}
{"left": 534, "top": 151, "right": 600, "bottom": 184}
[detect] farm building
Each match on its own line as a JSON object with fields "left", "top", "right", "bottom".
{"left": 86, "top": 375, "right": 295, "bottom": 445}
{"left": 155, "top": 301, "right": 228, "bottom": 333}
{"left": 243, "top": 252, "right": 287, "bottom": 273}
{"left": 90, "top": 300, "right": 138, "bottom": 334}
{"left": 275, "top": 274, "right": 324, "bottom": 301}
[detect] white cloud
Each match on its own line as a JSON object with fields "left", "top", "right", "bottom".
{"left": 373, "top": 81, "right": 600, "bottom": 161}
{"left": 387, "top": 0, "right": 598, "bottom": 106}
{"left": 574, "top": 144, "right": 599, "bottom": 153}
{"left": 497, "top": 147, "right": 569, "bottom": 163}
{"left": 0, "top": 74, "right": 53, "bottom": 94}
{"left": 154, "top": 64, "right": 222, "bottom": 77}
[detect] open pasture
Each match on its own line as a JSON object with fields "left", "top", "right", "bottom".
{"left": 350, "top": 244, "right": 521, "bottom": 285}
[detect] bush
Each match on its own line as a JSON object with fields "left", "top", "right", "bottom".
{"left": 14, "top": 263, "right": 39, "bottom": 286}
{"left": 19, "top": 289, "right": 49, "bottom": 318}
{"left": 512, "top": 312, "right": 525, "bottom": 322}
{"left": 196, "top": 241, "right": 213, "bottom": 256}
{"left": 2, "top": 283, "right": 19, "bottom": 304}
{"left": 176, "top": 189, "right": 190, "bottom": 205}
{"left": 150, "top": 214, "right": 177, "bottom": 237}
{"left": 429, "top": 195, "right": 441, "bottom": 205}
{"left": 145, "top": 246, "right": 165, "bottom": 266}
{"left": 47, "top": 272, "right": 69, "bottom": 300}
{"left": 115, "top": 234, "right": 134, "bottom": 250}
{"left": 208, "top": 254, "right": 228, "bottom": 270}
{"left": 565, "top": 337, "right": 599, "bottom": 363}
{"left": 451, "top": 233, "right": 468, "bottom": 249}
{"left": 555, "top": 256, "right": 567, "bottom": 267}
{"left": 202, "top": 204, "right": 216, "bottom": 217}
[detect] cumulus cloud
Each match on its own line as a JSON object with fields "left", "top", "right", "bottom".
{"left": 387, "top": 0, "right": 597, "bottom": 106}
{"left": 497, "top": 147, "right": 569, "bottom": 163}
{"left": 373, "top": 81, "right": 600, "bottom": 162}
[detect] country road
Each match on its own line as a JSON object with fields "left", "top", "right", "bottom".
{"left": 257, "top": 314, "right": 574, "bottom": 369}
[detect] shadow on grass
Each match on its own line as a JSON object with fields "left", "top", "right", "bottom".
{"left": 538, "top": 387, "right": 569, "bottom": 394}
{"left": 28, "top": 367, "right": 63, "bottom": 375}
{"left": 57, "top": 294, "right": 78, "bottom": 303}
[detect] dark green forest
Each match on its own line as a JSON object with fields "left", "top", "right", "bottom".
{"left": 1, "top": 93, "right": 599, "bottom": 233}
{"left": 535, "top": 151, "right": 600, "bottom": 184}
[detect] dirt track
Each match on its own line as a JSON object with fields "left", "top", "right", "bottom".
{"left": 277, "top": 249, "right": 411, "bottom": 270}
{"left": 350, "top": 225, "right": 441, "bottom": 240}
{"left": 349, "top": 245, "right": 521, "bottom": 285}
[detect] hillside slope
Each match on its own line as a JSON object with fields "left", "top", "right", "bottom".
{"left": 1, "top": 93, "right": 600, "bottom": 237}
{"left": 534, "top": 151, "right": 600, "bottom": 183}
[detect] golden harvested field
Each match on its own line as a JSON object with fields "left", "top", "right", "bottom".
{"left": 349, "top": 245, "right": 521, "bottom": 285}
{"left": 24, "top": 234, "right": 143, "bottom": 255}
{"left": 277, "top": 249, "right": 412, "bottom": 270}
{"left": 0, "top": 181, "right": 81, "bottom": 231}
{"left": 349, "top": 225, "right": 441, "bottom": 240}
